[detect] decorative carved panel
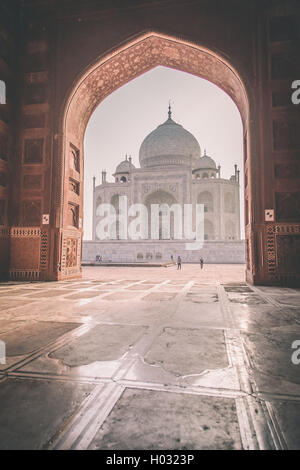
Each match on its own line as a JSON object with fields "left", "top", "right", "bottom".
{"left": 269, "top": 16, "right": 297, "bottom": 42}
{"left": 25, "top": 52, "right": 47, "bottom": 73}
{"left": 9, "top": 228, "right": 41, "bottom": 279}
{"left": 0, "top": 35, "right": 9, "bottom": 63}
{"left": 40, "top": 229, "right": 49, "bottom": 272}
{"left": 277, "top": 235, "right": 300, "bottom": 273}
{"left": 70, "top": 143, "right": 80, "bottom": 173}
{"left": 66, "top": 238, "right": 77, "bottom": 268}
{"left": 60, "top": 232, "right": 81, "bottom": 276}
{"left": 274, "top": 163, "right": 300, "bottom": 179}
{"left": 266, "top": 226, "right": 277, "bottom": 274}
{"left": 27, "top": 41, "right": 48, "bottom": 55}
{"left": 24, "top": 138, "right": 43, "bottom": 164}
{"left": 265, "top": 224, "right": 300, "bottom": 279}
{"left": 67, "top": 203, "right": 79, "bottom": 228}
{"left": 23, "top": 174, "right": 42, "bottom": 190}
{"left": 245, "top": 198, "right": 249, "bottom": 225}
{"left": 69, "top": 178, "right": 80, "bottom": 195}
{"left": 272, "top": 91, "right": 292, "bottom": 108}
{"left": 25, "top": 71, "right": 48, "bottom": 83}
{"left": 275, "top": 192, "right": 300, "bottom": 222}
{"left": 23, "top": 200, "right": 41, "bottom": 226}
{"left": 25, "top": 82, "right": 47, "bottom": 104}
{"left": 23, "top": 113, "right": 45, "bottom": 129}
{"left": 271, "top": 54, "right": 299, "bottom": 80}
{"left": 0, "top": 199, "right": 5, "bottom": 225}
{"left": 273, "top": 120, "right": 300, "bottom": 151}
{"left": 0, "top": 172, "right": 7, "bottom": 187}
{"left": 246, "top": 239, "right": 250, "bottom": 271}
{"left": 0, "top": 134, "right": 8, "bottom": 161}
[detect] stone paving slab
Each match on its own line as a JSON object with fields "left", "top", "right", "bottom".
{"left": 0, "top": 321, "right": 81, "bottom": 356}
{"left": 64, "top": 291, "right": 103, "bottom": 299}
{"left": 125, "top": 284, "right": 155, "bottom": 290}
{"left": 230, "top": 305, "right": 300, "bottom": 333}
{"left": 142, "top": 292, "right": 177, "bottom": 301}
{"left": 170, "top": 302, "right": 225, "bottom": 329}
{"left": 0, "top": 378, "right": 94, "bottom": 450}
{"left": 242, "top": 331, "right": 300, "bottom": 395}
{"left": 273, "top": 295, "right": 300, "bottom": 307}
{"left": 185, "top": 293, "right": 218, "bottom": 303}
{"left": 0, "top": 299, "right": 86, "bottom": 320}
{"left": 0, "top": 320, "right": 29, "bottom": 334}
{"left": 227, "top": 293, "right": 268, "bottom": 305}
{"left": 224, "top": 286, "right": 253, "bottom": 293}
{"left": 6, "top": 288, "right": 42, "bottom": 294}
{"left": 0, "top": 298, "right": 36, "bottom": 310}
{"left": 50, "top": 324, "right": 146, "bottom": 366}
{"left": 268, "top": 401, "right": 300, "bottom": 450}
{"left": 18, "top": 355, "right": 122, "bottom": 378}
{"left": 102, "top": 291, "right": 143, "bottom": 300}
{"left": 88, "top": 389, "right": 242, "bottom": 450}
{"left": 74, "top": 301, "right": 170, "bottom": 326}
{"left": 26, "top": 290, "right": 75, "bottom": 298}
{"left": 145, "top": 327, "right": 228, "bottom": 376}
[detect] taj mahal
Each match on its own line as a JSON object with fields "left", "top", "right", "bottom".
{"left": 82, "top": 106, "right": 245, "bottom": 264}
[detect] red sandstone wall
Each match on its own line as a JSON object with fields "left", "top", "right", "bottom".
{"left": 0, "top": 0, "right": 299, "bottom": 285}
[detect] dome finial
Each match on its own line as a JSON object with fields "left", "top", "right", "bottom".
{"left": 168, "top": 100, "right": 172, "bottom": 119}
{"left": 204, "top": 149, "right": 207, "bottom": 156}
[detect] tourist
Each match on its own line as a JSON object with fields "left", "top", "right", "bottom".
{"left": 200, "top": 257, "right": 204, "bottom": 269}
{"left": 177, "top": 255, "right": 182, "bottom": 270}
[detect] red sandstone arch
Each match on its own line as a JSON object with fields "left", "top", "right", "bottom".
{"left": 57, "top": 32, "right": 251, "bottom": 279}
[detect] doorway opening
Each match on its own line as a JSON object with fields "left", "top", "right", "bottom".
{"left": 83, "top": 66, "right": 245, "bottom": 269}
{"left": 57, "top": 32, "right": 251, "bottom": 281}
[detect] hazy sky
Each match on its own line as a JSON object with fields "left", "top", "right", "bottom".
{"left": 84, "top": 66, "right": 244, "bottom": 240}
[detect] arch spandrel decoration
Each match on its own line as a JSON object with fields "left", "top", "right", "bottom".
{"left": 64, "top": 33, "right": 249, "bottom": 141}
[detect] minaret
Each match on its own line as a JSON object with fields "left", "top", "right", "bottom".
{"left": 128, "top": 155, "right": 132, "bottom": 181}
{"left": 93, "top": 176, "right": 96, "bottom": 190}
{"left": 168, "top": 101, "right": 172, "bottom": 119}
{"left": 234, "top": 164, "right": 238, "bottom": 181}
{"left": 102, "top": 170, "right": 106, "bottom": 184}
{"left": 218, "top": 165, "right": 221, "bottom": 178}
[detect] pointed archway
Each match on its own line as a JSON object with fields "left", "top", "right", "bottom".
{"left": 53, "top": 32, "right": 253, "bottom": 281}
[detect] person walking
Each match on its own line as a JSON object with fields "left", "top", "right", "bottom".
{"left": 177, "top": 255, "right": 182, "bottom": 270}
{"left": 200, "top": 257, "right": 204, "bottom": 269}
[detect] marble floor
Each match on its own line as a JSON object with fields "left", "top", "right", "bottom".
{"left": 0, "top": 264, "right": 299, "bottom": 450}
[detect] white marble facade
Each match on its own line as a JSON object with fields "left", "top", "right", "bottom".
{"left": 83, "top": 107, "right": 245, "bottom": 263}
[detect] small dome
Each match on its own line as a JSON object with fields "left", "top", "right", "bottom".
{"left": 139, "top": 106, "right": 201, "bottom": 169}
{"left": 115, "top": 157, "right": 135, "bottom": 174}
{"left": 193, "top": 153, "right": 217, "bottom": 171}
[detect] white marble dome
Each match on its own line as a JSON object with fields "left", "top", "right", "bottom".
{"left": 193, "top": 154, "right": 217, "bottom": 171}
{"left": 139, "top": 109, "right": 201, "bottom": 169}
{"left": 115, "top": 158, "right": 135, "bottom": 174}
